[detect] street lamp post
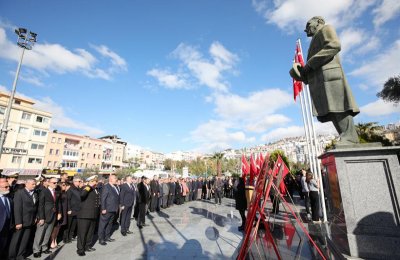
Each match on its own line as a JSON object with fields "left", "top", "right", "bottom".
{"left": 0, "top": 28, "right": 37, "bottom": 160}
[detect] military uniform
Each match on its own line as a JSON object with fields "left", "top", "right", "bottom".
{"left": 76, "top": 184, "right": 100, "bottom": 255}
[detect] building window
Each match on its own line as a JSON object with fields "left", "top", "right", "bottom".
{"left": 33, "top": 129, "right": 47, "bottom": 137}
{"left": 57, "top": 138, "right": 62, "bottom": 144}
{"left": 15, "top": 141, "right": 26, "bottom": 149}
{"left": 98, "top": 154, "right": 101, "bottom": 159}
{"left": 11, "top": 156, "right": 22, "bottom": 164}
{"left": 14, "top": 100, "right": 21, "bottom": 105}
{"left": 51, "top": 137, "right": 56, "bottom": 143}
{"left": 21, "top": 112, "right": 31, "bottom": 120}
{"left": 36, "top": 116, "right": 49, "bottom": 124}
{"left": 87, "top": 153, "right": 90, "bottom": 158}
{"left": 88, "top": 143, "right": 91, "bottom": 148}
{"left": 49, "top": 149, "right": 54, "bottom": 155}
{"left": 53, "top": 161, "right": 58, "bottom": 167}
{"left": 19, "top": 127, "right": 29, "bottom": 134}
{"left": 80, "top": 163, "right": 84, "bottom": 168}
{"left": 47, "top": 161, "right": 52, "bottom": 167}
{"left": 31, "top": 143, "right": 45, "bottom": 150}
{"left": 0, "top": 106, "right": 5, "bottom": 115}
{"left": 56, "top": 149, "right": 59, "bottom": 155}
{"left": 83, "top": 142, "right": 86, "bottom": 148}
{"left": 28, "top": 157, "right": 42, "bottom": 164}
{"left": 93, "top": 154, "right": 96, "bottom": 159}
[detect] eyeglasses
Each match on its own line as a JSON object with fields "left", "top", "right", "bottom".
{"left": 50, "top": 182, "right": 57, "bottom": 184}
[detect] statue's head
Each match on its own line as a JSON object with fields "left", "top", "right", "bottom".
{"left": 304, "top": 16, "right": 325, "bottom": 37}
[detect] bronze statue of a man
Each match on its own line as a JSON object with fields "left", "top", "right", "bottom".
{"left": 290, "top": 16, "right": 360, "bottom": 145}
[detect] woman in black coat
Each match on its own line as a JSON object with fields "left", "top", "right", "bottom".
{"left": 235, "top": 177, "right": 247, "bottom": 231}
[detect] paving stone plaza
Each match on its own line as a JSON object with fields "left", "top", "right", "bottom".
{"left": 27, "top": 197, "right": 332, "bottom": 260}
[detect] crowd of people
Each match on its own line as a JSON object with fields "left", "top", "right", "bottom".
{"left": 0, "top": 172, "right": 237, "bottom": 259}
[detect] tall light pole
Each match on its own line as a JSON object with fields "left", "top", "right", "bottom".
{"left": 0, "top": 28, "right": 37, "bottom": 159}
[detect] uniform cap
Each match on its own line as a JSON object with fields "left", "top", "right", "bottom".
{"left": 86, "top": 175, "right": 98, "bottom": 182}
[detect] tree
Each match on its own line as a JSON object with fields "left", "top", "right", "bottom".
{"left": 356, "top": 122, "right": 392, "bottom": 146}
{"left": 377, "top": 75, "right": 400, "bottom": 104}
{"left": 269, "top": 150, "right": 290, "bottom": 170}
{"left": 212, "top": 152, "right": 224, "bottom": 177}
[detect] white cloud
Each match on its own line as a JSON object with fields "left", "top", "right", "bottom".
{"left": 251, "top": 0, "right": 376, "bottom": 32}
{"left": 372, "top": 0, "right": 400, "bottom": 27}
{"left": 245, "top": 114, "right": 291, "bottom": 133}
{"left": 147, "top": 68, "right": 189, "bottom": 89}
{"left": 261, "top": 122, "right": 336, "bottom": 142}
{"left": 0, "top": 26, "right": 127, "bottom": 82}
{"left": 339, "top": 28, "right": 365, "bottom": 56}
{"left": 171, "top": 42, "right": 239, "bottom": 92}
{"left": 190, "top": 120, "right": 255, "bottom": 152}
{"left": 350, "top": 40, "right": 400, "bottom": 87}
{"left": 361, "top": 99, "right": 400, "bottom": 116}
{"left": 0, "top": 85, "right": 104, "bottom": 136}
{"left": 213, "top": 89, "right": 293, "bottom": 122}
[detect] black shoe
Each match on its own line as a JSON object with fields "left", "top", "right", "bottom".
{"left": 99, "top": 240, "right": 107, "bottom": 246}
{"left": 121, "top": 232, "right": 127, "bottom": 236}
{"left": 126, "top": 230, "right": 133, "bottom": 234}
{"left": 43, "top": 249, "right": 52, "bottom": 254}
{"left": 238, "top": 226, "right": 244, "bottom": 231}
{"left": 77, "top": 251, "right": 86, "bottom": 256}
{"left": 106, "top": 238, "right": 115, "bottom": 242}
{"left": 86, "top": 247, "right": 96, "bottom": 252}
{"left": 137, "top": 224, "right": 143, "bottom": 229}
{"left": 33, "top": 253, "right": 41, "bottom": 258}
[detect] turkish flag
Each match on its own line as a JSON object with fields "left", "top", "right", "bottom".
{"left": 271, "top": 155, "right": 290, "bottom": 194}
{"left": 241, "top": 154, "right": 250, "bottom": 178}
{"left": 283, "top": 212, "right": 296, "bottom": 248}
{"left": 293, "top": 41, "right": 305, "bottom": 101}
{"left": 249, "top": 154, "right": 258, "bottom": 185}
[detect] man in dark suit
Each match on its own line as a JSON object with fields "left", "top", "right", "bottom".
{"left": 0, "top": 178, "right": 13, "bottom": 260}
{"left": 8, "top": 179, "right": 38, "bottom": 260}
{"left": 137, "top": 176, "right": 150, "bottom": 229}
{"left": 65, "top": 177, "right": 82, "bottom": 243}
{"left": 32, "top": 177, "right": 61, "bottom": 258}
{"left": 76, "top": 175, "right": 100, "bottom": 256}
{"left": 119, "top": 176, "right": 135, "bottom": 236}
{"left": 168, "top": 178, "right": 175, "bottom": 207}
{"left": 149, "top": 176, "right": 159, "bottom": 212}
{"left": 161, "top": 179, "right": 169, "bottom": 208}
{"left": 98, "top": 174, "right": 119, "bottom": 245}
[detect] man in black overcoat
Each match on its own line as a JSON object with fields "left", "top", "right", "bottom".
{"left": 137, "top": 176, "right": 150, "bottom": 229}
{"left": 168, "top": 178, "right": 175, "bottom": 207}
{"left": 149, "top": 176, "right": 159, "bottom": 212}
{"left": 8, "top": 179, "right": 38, "bottom": 260}
{"left": 76, "top": 175, "right": 100, "bottom": 256}
{"left": 65, "top": 177, "right": 82, "bottom": 243}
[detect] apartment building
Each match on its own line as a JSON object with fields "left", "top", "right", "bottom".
{"left": 99, "top": 135, "right": 127, "bottom": 171}
{"left": 44, "top": 131, "right": 108, "bottom": 175}
{"left": 0, "top": 92, "right": 52, "bottom": 175}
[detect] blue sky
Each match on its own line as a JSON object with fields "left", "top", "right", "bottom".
{"left": 1, "top": 0, "right": 399, "bottom": 153}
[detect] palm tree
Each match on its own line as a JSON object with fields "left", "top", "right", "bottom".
{"left": 212, "top": 152, "right": 224, "bottom": 177}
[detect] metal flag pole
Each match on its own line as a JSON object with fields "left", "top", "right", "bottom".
{"left": 298, "top": 86, "right": 313, "bottom": 170}
{"left": 298, "top": 39, "right": 327, "bottom": 222}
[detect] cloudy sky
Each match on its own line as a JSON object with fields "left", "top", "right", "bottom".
{"left": 1, "top": 0, "right": 399, "bottom": 153}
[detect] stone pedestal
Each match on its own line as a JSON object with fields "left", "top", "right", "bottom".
{"left": 320, "top": 146, "right": 400, "bottom": 259}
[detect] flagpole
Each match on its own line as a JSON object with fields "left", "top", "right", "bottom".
{"left": 298, "top": 86, "right": 313, "bottom": 170}
{"left": 298, "top": 39, "right": 327, "bottom": 222}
